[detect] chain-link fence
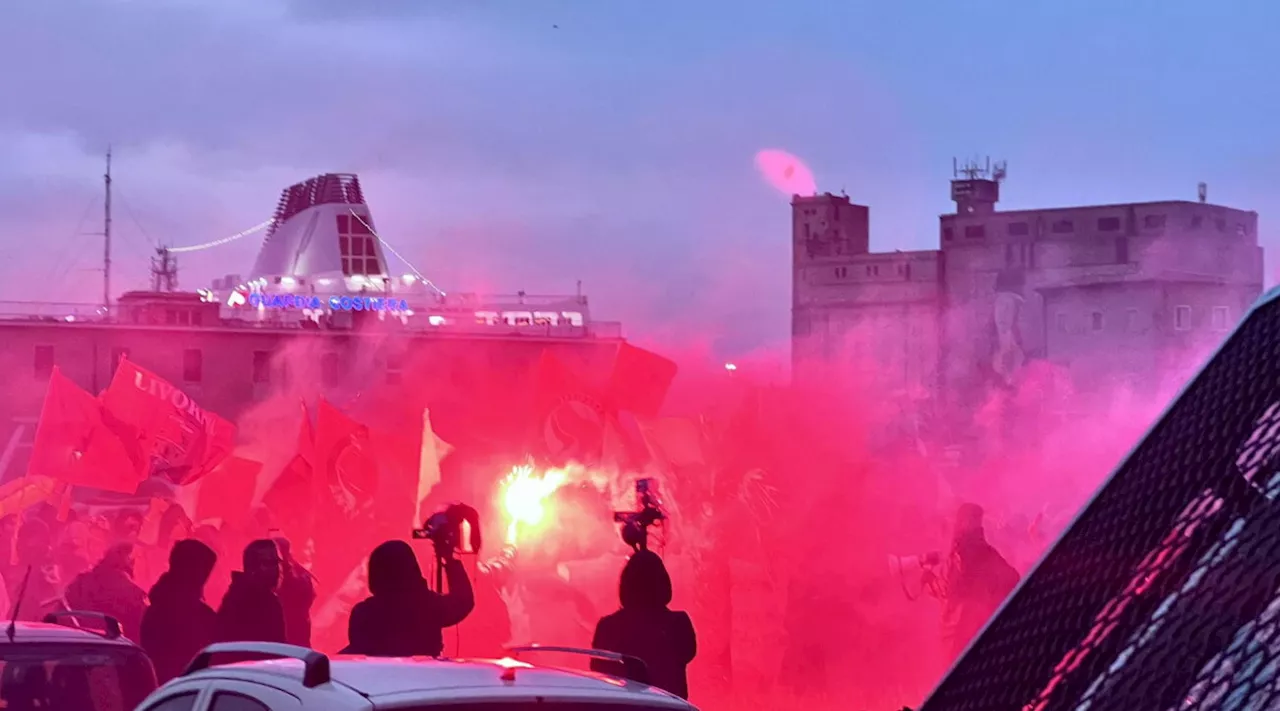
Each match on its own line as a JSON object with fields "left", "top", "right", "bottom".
{"left": 919, "top": 287, "right": 1280, "bottom": 711}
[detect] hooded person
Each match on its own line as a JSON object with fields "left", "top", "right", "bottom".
{"left": 342, "top": 539, "right": 475, "bottom": 657}
{"left": 590, "top": 550, "right": 697, "bottom": 700}
{"left": 922, "top": 502, "right": 1020, "bottom": 659}
{"left": 272, "top": 536, "right": 317, "bottom": 648}
{"left": 214, "top": 539, "right": 287, "bottom": 644}
{"left": 140, "top": 539, "right": 218, "bottom": 684}
{"left": 65, "top": 543, "right": 147, "bottom": 641}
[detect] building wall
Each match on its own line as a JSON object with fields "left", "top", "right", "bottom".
{"left": 791, "top": 194, "right": 943, "bottom": 397}
{"left": 938, "top": 199, "right": 1262, "bottom": 408}
{"left": 0, "top": 322, "right": 621, "bottom": 480}
{"left": 791, "top": 187, "right": 1264, "bottom": 421}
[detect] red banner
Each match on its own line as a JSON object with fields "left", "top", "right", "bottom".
{"left": 28, "top": 368, "right": 143, "bottom": 493}
{"left": 606, "top": 343, "right": 677, "bottom": 418}
{"left": 196, "top": 456, "right": 263, "bottom": 523}
{"left": 532, "top": 351, "right": 609, "bottom": 467}
{"left": 100, "top": 358, "right": 236, "bottom": 485}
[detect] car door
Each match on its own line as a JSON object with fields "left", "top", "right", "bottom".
{"left": 197, "top": 680, "right": 304, "bottom": 711}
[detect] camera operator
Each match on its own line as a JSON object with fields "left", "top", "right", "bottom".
{"left": 341, "top": 538, "right": 475, "bottom": 657}
{"left": 590, "top": 550, "right": 697, "bottom": 700}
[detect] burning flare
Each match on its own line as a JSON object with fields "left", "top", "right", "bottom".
{"left": 501, "top": 465, "right": 568, "bottom": 546}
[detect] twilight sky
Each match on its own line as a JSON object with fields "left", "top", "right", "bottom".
{"left": 0, "top": 0, "right": 1276, "bottom": 357}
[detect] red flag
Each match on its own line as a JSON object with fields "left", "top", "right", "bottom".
{"left": 28, "top": 368, "right": 143, "bottom": 493}
{"left": 606, "top": 343, "right": 677, "bottom": 418}
{"left": 100, "top": 358, "right": 236, "bottom": 485}
{"left": 261, "top": 454, "right": 313, "bottom": 543}
{"left": 311, "top": 399, "right": 382, "bottom": 600}
{"left": 196, "top": 456, "right": 263, "bottom": 523}
{"left": 531, "top": 351, "right": 609, "bottom": 466}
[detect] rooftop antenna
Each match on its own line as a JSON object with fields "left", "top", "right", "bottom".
{"left": 103, "top": 148, "right": 113, "bottom": 310}
{"left": 150, "top": 246, "right": 179, "bottom": 292}
{"left": 1198, "top": 182, "right": 1208, "bottom": 204}
{"left": 7, "top": 565, "right": 32, "bottom": 642}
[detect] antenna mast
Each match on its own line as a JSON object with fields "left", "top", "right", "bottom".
{"left": 150, "top": 246, "right": 178, "bottom": 292}
{"left": 103, "top": 148, "right": 113, "bottom": 309}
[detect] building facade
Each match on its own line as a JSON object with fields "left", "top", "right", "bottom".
{"left": 792, "top": 171, "right": 1264, "bottom": 417}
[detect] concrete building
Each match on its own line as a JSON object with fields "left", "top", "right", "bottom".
{"left": 792, "top": 163, "right": 1264, "bottom": 417}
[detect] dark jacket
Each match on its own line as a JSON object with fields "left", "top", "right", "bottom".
{"left": 215, "top": 571, "right": 287, "bottom": 644}
{"left": 140, "top": 540, "right": 218, "bottom": 684}
{"left": 342, "top": 541, "right": 475, "bottom": 657}
{"left": 279, "top": 562, "right": 317, "bottom": 648}
{"left": 590, "top": 551, "right": 697, "bottom": 700}
{"left": 65, "top": 545, "right": 147, "bottom": 642}
{"left": 939, "top": 530, "right": 1020, "bottom": 657}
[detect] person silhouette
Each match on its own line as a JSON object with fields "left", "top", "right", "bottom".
{"left": 342, "top": 539, "right": 474, "bottom": 657}
{"left": 590, "top": 550, "right": 696, "bottom": 699}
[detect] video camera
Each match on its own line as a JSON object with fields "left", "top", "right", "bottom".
{"left": 613, "top": 478, "right": 666, "bottom": 551}
{"left": 412, "top": 502, "right": 482, "bottom": 559}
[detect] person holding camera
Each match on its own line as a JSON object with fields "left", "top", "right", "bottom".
{"left": 590, "top": 550, "right": 697, "bottom": 700}
{"left": 342, "top": 538, "right": 475, "bottom": 657}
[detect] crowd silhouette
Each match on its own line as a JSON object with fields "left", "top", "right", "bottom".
{"left": 0, "top": 501, "right": 701, "bottom": 699}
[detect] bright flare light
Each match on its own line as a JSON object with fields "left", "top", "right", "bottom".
{"left": 501, "top": 465, "right": 568, "bottom": 546}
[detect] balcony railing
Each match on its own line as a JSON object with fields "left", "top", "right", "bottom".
{"left": 0, "top": 301, "right": 623, "bottom": 340}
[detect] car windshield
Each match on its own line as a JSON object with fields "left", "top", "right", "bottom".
{"left": 0, "top": 645, "right": 156, "bottom": 711}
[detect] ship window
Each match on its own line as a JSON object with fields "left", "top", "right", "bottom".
{"left": 339, "top": 236, "right": 350, "bottom": 255}
{"left": 352, "top": 239, "right": 365, "bottom": 257}
{"left": 364, "top": 258, "right": 380, "bottom": 274}
{"left": 321, "top": 353, "right": 341, "bottom": 386}
{"left": 34, "top": 345, "right": 54, "bottom": 378}
{"left": 942, "top": 227, "right": 953, "bottom": 242}
{"left": 336, "top": 214, "right": 350, "bottom": 233}
{"left": 350, "top": 217, "right": 372, "bottom": 235}
{"left": 252, "top": 351, "right": 271, "bottom": 384}
{"left": 183, "top": 349, "right": 203, "bottom": 383}
{"left": 341, "top": 259, "right": 353, "bottom": 276}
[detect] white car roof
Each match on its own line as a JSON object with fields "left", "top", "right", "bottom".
{"left": 180, "top": 646, "right": 693, "bottom": 709}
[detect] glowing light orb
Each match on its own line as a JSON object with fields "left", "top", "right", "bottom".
{"left": 501, "top": 465, "right": 568, "bottom": 545}
{"left": 754, "top": 149, "right": 817, "bottom": 197}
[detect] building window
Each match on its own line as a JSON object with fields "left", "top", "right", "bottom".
{"left": 183, "top": 349, "right": 203, "bottom": 383}
{"left": 903, "top": 263, "right": 912, "bottom": 279}
{"left": 964, "top": 224, "right": 986, "bottom": 239}
{"left": 1126, "top": 308, "right": 1140, "bottom": 333}
{"left": 1175, "top": 305, "right": 1192, "bottom": 331}
{"left": 866, "top": 265, "right": 880, "bottom": 276}
{"left": 1097, "top": 217, "right": 1122, "bottom": 232}
{"left": 1056, "top": 313, "right": 1068, "bottom": 333}
{"left": 252, "top": 351, "right": 271, "bottom": 384}
{"left": 942, "top": 227, "right": 953, "bottom": 242}
{"left": 1007, "top": 221, "right": 1030, "bottom": 236}
{"left": 387, "top": 351, "right": 404, "bottom": 385}
{"left": 337, "top": 215, "right": 381, "bottom": 276}
{"left": 1116, "top": 236, "right": 1129, "bottom": 263}
{"left": 1091, "top": 311, "right": 1104, "bottom": 332}
{"left": 321, "top": 353, "right": 341, "bottom": 386}
{"left": 1212, "top": 306, "right": 1229, "bottom": 332}
{"left": 1143, "top": 214, "right": 1166, "bottom": 229}
{"left": 110, "top": 347, "right": 130, "bottom": 369}
{"left": 33, "top": 345, "right": 54, "bottom": 378}
{"left": 1052, "top": 219, "right": 1074, "bottom": 234}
